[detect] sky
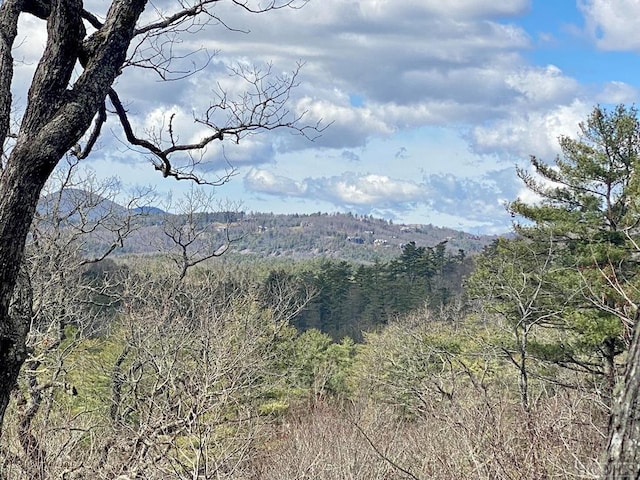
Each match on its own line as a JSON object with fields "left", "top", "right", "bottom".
{"left": 12, "top": 0, "right": 640, "bottom": 234}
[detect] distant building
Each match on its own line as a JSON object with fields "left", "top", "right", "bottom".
{"left": 347, "top": 236, "right": 365, "bottom": 244}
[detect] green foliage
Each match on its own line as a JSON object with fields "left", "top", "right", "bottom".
{"left": 286, "top": 329, "right": 356, "bottom": 397}
{"left": 468, "top": 236, "right": 569, "bottom": 321}
{"left": 471, "top": 105, "right": 640, "bottom": 400}
{"left": 351, "top": 311, "right": 505, "bottom": 416}
{"left": 288, "top": 242, "right": 470, "bottom": 340}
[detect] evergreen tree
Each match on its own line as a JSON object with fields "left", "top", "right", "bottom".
{"left": 509, "top": 105, "right": 640, "bottom": 400}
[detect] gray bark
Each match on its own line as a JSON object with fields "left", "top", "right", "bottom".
{"left": 601, "top": 318, "right": 640, "bottom": 479}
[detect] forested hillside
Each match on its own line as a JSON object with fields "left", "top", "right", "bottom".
{"left": 72, "top": 203, "right": 497, "bottom": 263}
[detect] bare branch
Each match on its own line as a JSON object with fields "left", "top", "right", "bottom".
{"left": 230, "top": 0, "right": 309, "bottom": 14}
{"left": 108, "top": 62, "right": 323, "bottom": 185}
{"left": 349, "top": 413, "right": 423, "bottom": 480}
{"left": 125, "top": 33, "right": 214, "bottom": 82}
{"left": 134, "top": 0, "right": 307, "bottom": 37}
{"left": 75, "top": 102, "right": 107, "bottom": 160}
{"left": 134, "top": 1, "right": 222, "bottom": 36}
{"left": 160, "top": 190, "right": 245, "bottom": 279}
{"left": 80, "top": 8, "right": 103, "bottom": 30}
{"left": 108, "top": 88, "right": 235, "bottom": 185}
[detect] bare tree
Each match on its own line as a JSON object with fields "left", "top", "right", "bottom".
{"left": 467, "top": 237, "right": 578, "bottom": 412}
{"left": 159, "top": 187, "right": 246, "bottom": 280}
{"left": 96, "top": 268, "right": 306, "bottom": 478}
{"left": 0, "top": 0, "right": 316, "bottom": 431}
{"left": 1, "top": 159, "right": 145, "bottom": 478}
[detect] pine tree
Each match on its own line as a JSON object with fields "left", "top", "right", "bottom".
{"left": 508, "top": 105, "right": 640, "bottom": 401}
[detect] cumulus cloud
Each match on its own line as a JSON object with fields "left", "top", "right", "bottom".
{"left": 186, "top": 0, "right": 533, "bottom": 122}
{"left": 469, "top": 99, "right": 591, "bottom": 159}
{"left": 244, "top": 168, "right": 519, "bottom": 228}
{"left": 244, "top": 170, "right": 428, "bottom": 212}
{"left": 244, "top": 169, "right": 307, "bottom": 196}
{"left": 10, "top": 0, "right": 579, "bottom": 159}
{"left": 596, "top": 81, "right": 638, "bottom": 104}
{"left": 309, "top": 172, "right": 426, "bottom": 207}
{"left": 242, "top": 166, "right": 519, "bottom": 231}
{"left": 291, "top": 96, "right": 394, "bottom": 149}
{"left": 423, "top": 168, "right": 518, "bottom": 222}
{"left": 418, "top": 0, "right": 529, "bottom": 18}
{"left": 505, "top": 65, "right": 580, "bottom": 106}
{"left": 579, "top": 0, "right": 640, "bottom": 51}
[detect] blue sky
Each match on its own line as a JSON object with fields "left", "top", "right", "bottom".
{"left": 14, "top": 0, "right": 640, "bottom": 234}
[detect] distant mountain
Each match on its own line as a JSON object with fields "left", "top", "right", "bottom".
{"left": 34, "top": 190, "right": 501, "bottom": 262}
{"left": 37, "top": 188, "right": 129, "bottom": 222}
{"left": 131, "top": 206, "right": 166, "bottom": 215}
{"left": 38, "top": 189, "right": 166, "bottom": 220}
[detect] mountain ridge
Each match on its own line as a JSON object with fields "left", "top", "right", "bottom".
{"left": 36, "top": 189, "right": 501, "bottom": 262}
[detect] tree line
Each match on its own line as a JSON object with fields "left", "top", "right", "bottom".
{"left": 259, "top": 241, "right": 469, "bottom": 341}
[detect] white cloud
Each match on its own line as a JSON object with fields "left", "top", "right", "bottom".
{"left": 9, "top": 0, "right": 555, "bottom": 158}
{"left": 596, "top": 81, "right": 638, "bottom": 103}
{"left": 12, "top": 16, "right": 47, "bottom": 113}
{"left": 294, "top": 0, "right": 529, "bottom": 26}
{"left": 245, "top": 168, "right": 307, "bottom": 195}
{"left": 290, "top": 96, "right": 394, "bottom": 149}
{"left": 505, "top": 65, "right": 580, "bottom": 106}
{"left": 16, "top": 16, "right": 46, "bottom": 61}
{"left": 423, "top": 168, "right": 517, "bottom": 221}
{"left": 470, "top": 99, "right": 591, "bottom": 158}
{"left": 316, "top": 173, "right": 425, "bottom": 206}
{"left": 244, "top": 170, "right": 427, "bottom": 210}
{"left": 579, "top": 0, "right": 640, "bottom": 50}
{"left": 416, "top": 0, "right": 530, "bottom": 18}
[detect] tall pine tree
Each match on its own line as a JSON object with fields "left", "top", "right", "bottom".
{"left": 510, "top": 105, "right": 640, "bottom": 401}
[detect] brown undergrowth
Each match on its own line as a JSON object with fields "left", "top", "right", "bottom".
{"left": 253, "top": 389, "right": 606, "bottom": 480}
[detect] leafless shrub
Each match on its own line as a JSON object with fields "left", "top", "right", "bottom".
{"left": 254, "top": 387, "right": 605, "bottom": 480}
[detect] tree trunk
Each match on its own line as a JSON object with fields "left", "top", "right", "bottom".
{"left": 0, "top": 0, "right": 147, "bottom": 434}
{"left": 0, "top": 157, "right": 54, "bottom": 429}
{"left": 601, "top": 318, "right": 640, "bottom": 479}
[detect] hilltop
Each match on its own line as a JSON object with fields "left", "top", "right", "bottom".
{"left": 234, "top": 212, "right": 499, "bottom": 262}
{"left": 116, "top": 211, "right": 500, "bottom": 263}
{"left": 35, "top": 189, "right": 501, "bottom": 262}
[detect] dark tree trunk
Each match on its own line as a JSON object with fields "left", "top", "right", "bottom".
{"left": 601, "top": 318, "right": 640, "bottom": 479}
{"left": 0, "top": 0, "right": 147, "bottom": 432}
{"left": 0, "top": 155, "right": 55, "bottom": 429}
